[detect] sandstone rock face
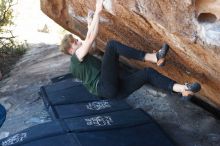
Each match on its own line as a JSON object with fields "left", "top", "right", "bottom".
{"left": 41, "top": 0, "right": 220, "bottom": 108}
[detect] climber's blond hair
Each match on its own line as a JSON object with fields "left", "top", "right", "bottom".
{"left": 59, "top": 34, "right": 76, "bottom": 55}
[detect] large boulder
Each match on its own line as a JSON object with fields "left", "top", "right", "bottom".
{"left": 41, "top": 0, "right": 220, "bottom": 108}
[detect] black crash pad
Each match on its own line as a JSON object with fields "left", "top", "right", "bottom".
{"left": 40, "top": 79, "right": 99, "bottom": 109}
{"left": 50, "top": 73, "right": 74, "bottom": 83}
{"left": 0, "top": 121, "right": 65, "bottom": 146}
{"left": 1, "top": 109, "right": 175, "bottom": 146}
{"left": 50, "top": 99, "right": 132, "bottom": 120}
{"left": 28, "top": 74, "right": 176, "bottom": 146}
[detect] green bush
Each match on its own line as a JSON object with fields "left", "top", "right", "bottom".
{"left": 0, "top": 0, "right": 13, "bottom": 29}
{"left": 0, "top": 0, "right": 27, "bottom": 55}
{"left": 0, "top": 0, "right": 27, "bottom": 77}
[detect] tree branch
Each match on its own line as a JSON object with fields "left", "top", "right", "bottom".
{"left": 0, "top": 1, "right": 14, "bottom": 23}
{"left": 0, "top": 36, "right": 16, "bottom": 39}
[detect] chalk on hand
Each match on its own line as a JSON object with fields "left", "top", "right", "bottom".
{"left": 103, "top": 0, "right": 115, "bottom": 15}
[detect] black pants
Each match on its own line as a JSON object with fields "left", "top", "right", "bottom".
{"left": 97, "top": 40, "right": 176, "bottom": 98}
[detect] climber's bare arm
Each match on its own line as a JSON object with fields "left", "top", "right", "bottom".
{"left": 75, "top": 0, "right": 103, "bottom": 61}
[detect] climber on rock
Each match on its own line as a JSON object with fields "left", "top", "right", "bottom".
{"left": 59, "top": 0, "right": 201, "bottom": 100}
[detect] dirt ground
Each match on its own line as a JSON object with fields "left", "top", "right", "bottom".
{"left": 0, "top": 43, "right": 220, "bottom": 146}
{"left": 0, "top": 53, "right": 23, "bottom": 79}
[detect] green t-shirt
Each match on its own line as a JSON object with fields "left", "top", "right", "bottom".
{"left": 70, "top": 54, "right": 101, "bottom": 96}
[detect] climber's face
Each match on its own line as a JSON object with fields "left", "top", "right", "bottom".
{"left": 69, "top": 39, "right": 82, "bottom": 55}
{"left": 72, "top": 38, "right": 82, "bottom": 49}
